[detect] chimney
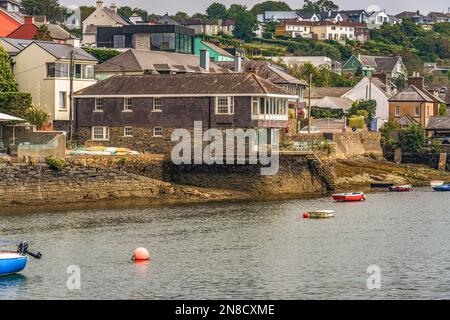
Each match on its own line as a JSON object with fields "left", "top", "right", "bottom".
{"left": 416, "top": 10, "right": 420, "bottom": 15}
{"left": 96, "top": 0, "right": 103, "bottom": 11}
{"left": 24, "top": 16, "right": 34, "bottom": 25}
{"left": 66, "top": 38, "right": 81, "bottom": 48}
{"left": 200, "top": 49, "right": 210, "bottom": 71}
{"left": 110, "top": 3, "right": 117, "bottom": 13}
{"left": 234, "top": 53, "right": 242, "bottom": 73}
{"left": 409, "top": 74, "right": 424, "bottom": 89}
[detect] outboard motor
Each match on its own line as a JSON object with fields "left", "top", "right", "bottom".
{"left": 17, "top": 242, "right": 42, "bottom": 259}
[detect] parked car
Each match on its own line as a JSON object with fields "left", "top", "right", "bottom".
{"left": 299, "top": 126, "right": 320, "bottom": 134}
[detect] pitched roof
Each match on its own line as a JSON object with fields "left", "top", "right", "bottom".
{"left": 426, "top": 117, "right": 450, "bottom": 129}
{"left": 357, "top": 55, "right": 402, "bottom": 72}
{"left": 339, "top": 10, "right": 366, "bottom": 16}
{"left": 216, "top": 60, "right": 308, "bottom": 86}
{"left": 38, "top": 23, "right": 72, "bottom": 40}
{"left": 395, "top": 11, "right": 425, "bottom": 19}
{"left": 315, "top": 96, "right": 354, "bottom": 110}
{"left": 31, "top": 42, "right": 97, "bottom": 61}
{"left": 74, "top": 73, "right": 295, "bottom": 97}
{"left": 178, "top": 18, "right": 214, "bottom": 26}
{"left": 398, "top": 114, "right": 419, "bottom": 126}
{"left": 389, "top": 85, "right": 435, "bottom": 102}
{"left": 0, "top": 7, "right": 23, "bottom": 23}
{"left": 304, "top": 87, "right": 351, "bottom": 99}
{"left": 103, "top": 7, "right": 129, "bottom": 25}
{"left": 201, "top": 41, "right": 234, "bottom": 58}
{"left": 94, "top": 49, "right": 225, "bottom": 74}
{"left": 427, "top": 12, "right": 450, "bottom": 19}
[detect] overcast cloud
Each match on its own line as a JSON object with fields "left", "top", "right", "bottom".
{"left": 60, "top": 0, "right": 449, "bottom": 16}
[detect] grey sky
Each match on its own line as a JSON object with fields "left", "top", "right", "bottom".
{"left": 60, "top": 0, "right": 449, "bottom": 16}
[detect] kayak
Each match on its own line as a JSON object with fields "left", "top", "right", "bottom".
{"left": 433, "top": 184, "right": 450, "bottom": 191}
{"left": 303, "top": 210, "right": 335, "bottom": 219}
{"left": 0, "top": 252, "right": 28, "bottom": 276}
{"left": 389, "top": 185, "right": 413, "bottom": 192}
{"left": 332, "top": 192, "right": 365, "bottom": 202}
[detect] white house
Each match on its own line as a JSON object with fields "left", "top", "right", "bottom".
{"left": 12, "top": 40, "right": 98, "bottom": 122}
{"left": 367, "top": 11, "right": 390, "bottom": 29}
{"left": 342, "top": 76, "right": 397, "bottom": 129}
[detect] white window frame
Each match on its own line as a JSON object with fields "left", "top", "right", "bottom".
{"left": 215, "top": 97, "right": 234, "bottom": 115}
{"left": 251, "top": 97, "right": 259, "bottom": 115}
{"left": 123, "top": 126, "right": 133, "bottom": 137}
{"left": 94, "top": 99, "right": 103, "bottom": 112}
{"left": 153, "top": 97, "right": 162, "bottom": 111}
{"left": 414, "top": 106, "right": 421, "bottom": 117}
{"left": 153, "top": 127, "right": 163, "bottom": 137}
{"left": 395, "top": 106, "right": 401, "bottom": 117}
{"left": 91, "top": 126, "right": 109, "bottom": 141}
{"left": 123, "top": 98, "right": 133, "bottom": 112}
{"left": 59, "top": 91, "right": 67, "bottom": 110}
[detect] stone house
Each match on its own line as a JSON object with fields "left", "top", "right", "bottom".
{"left": 73, "top": 73, "right": 297, "bottom": 153}
{"left": 82, "top": 0, "right": 130, "bottom": 47}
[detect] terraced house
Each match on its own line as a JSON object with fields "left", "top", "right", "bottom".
{"left": 73, "top": 73, "right": 297, "bottom": 153}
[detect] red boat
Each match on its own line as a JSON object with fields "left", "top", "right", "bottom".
{"left": 388, "top": 185, "right": 413, "bottom": 192}
{"left": 332, "top": 192, "right": 365, "bottom": 202}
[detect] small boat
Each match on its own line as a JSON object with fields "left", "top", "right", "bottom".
{"left": 431, "top": 180, "right": 444, "bottom": 187}
{"left": 433, "top": 184, "right": 450, "bottom": 191}
{"left": 0, "top": 253, "right": 28, "bottom": 277}
{"left": 370, "top": 183, "right": 394, "bottom": 189}
{"left": 389, "top": 185, "right": 413, "bottom": 192}
{"left": 303, "top": 210, "right": 335, "bottom": 219}
{"left": 332, "top": 192, "right": 365, "bottom": 202}
{"left": 0, "top": 242, "right": 41, "bottom": 277}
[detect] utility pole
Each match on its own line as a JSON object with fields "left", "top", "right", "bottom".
{"left": 69, "top": 49, "right": 75, "bottom": 145}
{"left": 308, "top": 73, "right": 312, "bottom": 134}
{"left": 369, "top": 75, "right": 372, "bottom": 100}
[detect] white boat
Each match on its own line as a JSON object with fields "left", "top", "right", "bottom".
{"left": 430, "top": 180, "right": 444, "bottom": 187}
{"left": 303, "top": 210, "right": 335, "bottom": 219}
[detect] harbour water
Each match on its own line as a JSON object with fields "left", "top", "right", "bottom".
{"left": 1, "top": 188, "right": 450, "bottom": 300}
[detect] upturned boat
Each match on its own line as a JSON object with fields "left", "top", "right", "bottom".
{"left": 433, "top": 184, "right": 450, "bottom": 191}
{"left": 332, "top": 192, "right": 365, "bottom": 202}
{"left": 303, "top": 210, "right": 335, "bottom": 219}
{"left": 388, "top": 185, "right": 413, "bottom": 192}
{"left": 0, "top": 242, "right": 41, "bottom": 277}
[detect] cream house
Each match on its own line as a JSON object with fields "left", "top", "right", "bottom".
{"left": 312, "top": 21, "right": 356, "bottom": 41}
{"left": 82, "top": 0, "right": 129, "bottom": 47}
{"left": 12, "top": 41, "right": 98, "bottom": 121}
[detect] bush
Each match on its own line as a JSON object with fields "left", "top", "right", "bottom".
{"left": 349, "top": 116, "right": 365, "bottom": 129}
{"left": 23, "top": 105, "right": 49, "bottom": 129}
{"left": 46, "top": 157, "right": 65, "bottom": 171}
{"left": 0, "top": 92, "right": 32, "bottom": 117}
{"left": 83, "top": 48, "right": 121, "bottom": 63}
{"left": 399, "top": 124, "right": 426, "bottom": 153}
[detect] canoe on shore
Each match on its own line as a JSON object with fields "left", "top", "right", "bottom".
{"left": 332, "top": 192, "right": 365, "bottom": 202}
{"left": 389, "top": 185, "right": 413, "bottom": 192}
{"left": 303, "top": 210, "right": 335, "bottom": 219}
{"left": 433, "top": 184, "right": 450, "bottom": 191}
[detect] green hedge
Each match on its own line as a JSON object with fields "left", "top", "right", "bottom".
{"left": 0, "top": 92, "right": 32, "bottom": 118}
{"left": 83, "top": 48, "right": 121, "bottom": 63}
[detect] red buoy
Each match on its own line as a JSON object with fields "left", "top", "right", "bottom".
{"left": 303, "top": 212, "right": 309, "bottom": 219}
{"left": 132, "top": 247, "right": 150, "bottom": 261}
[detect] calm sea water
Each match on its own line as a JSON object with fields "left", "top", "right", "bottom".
{"left": 1, "top": 188, "right": 450, "bottom": 300}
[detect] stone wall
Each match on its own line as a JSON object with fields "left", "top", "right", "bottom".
{"left": 0, "top": 163, "right": 165, "bottom": 206}
{"left": 329, "top": 132, "right": 383, "bottom": 158}
{"left": 163, "top": 154, "right": 327, "bottom": 195}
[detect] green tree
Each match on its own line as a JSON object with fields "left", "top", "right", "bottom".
{"left": 192, "top": 13, "right": 208, "bottom": 19}
{"left": 399, "top": 124, "right": 426, "bottom": 153}
{"left": 34, "top": 24, "right": 53, "bottom": 41}
{"left": 79, "top": 6, "right": 95, "bottom": 22}
{"left": 206, "top": 2, "right": 228, "bottom": 21}
{"left": 439, "top": 103, "right": 447, "bottom": 116}
{"left": 299, "top": 0, "right": 339, "bottom": 13}
{"left": 173, "top": 12, "right": 190, "bottom": 21}
{"left": 380, "top": 119, "right": 401, "bottom": 145}
{"left": 347, "top": 100, "right": 377, "bottom": 121}
{"left": 232, "top": 11, "right": 257, "bottom": 42}
{"left": 250, "top": 1, "right": 291, "bottom": 15}
{"left": 23, "top": 105, "right": 49, "bottom": 129}
{"left": 21, "top": 0, "right": 64, "bottom": 23}
{"left": 117, "top": 6, "right": 133, "bottom": 18}
{"left": 0, "top": 45, "right": 17, "bottom": 93}
{"left": 227, "top": 4, "right": 247, "bottom": 19}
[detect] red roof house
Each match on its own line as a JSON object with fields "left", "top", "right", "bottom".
{"left": 7, "top": 16, "right": 71, "bottom": 44}
{"left": 0, "top": 7, "right": 23, "bottom": 37}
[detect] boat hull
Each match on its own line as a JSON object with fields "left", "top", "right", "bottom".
{"left": 433, "top": 184, "right": 450, "bottom": 191}
{"left": 0, "top": 253, "right": 28, "bottom": 276}
{"left": 332, "top": 193, "right": 365, "bottom": 202}
{"left": 389, "top": 185, "right": 413, "bottom": 192}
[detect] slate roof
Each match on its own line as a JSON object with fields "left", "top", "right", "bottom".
{"left": 74, "top": 73, "right": 295, "bottom": 97}
{"left": 389, "top": 85, "right": 435, "bottom": 102}
{"left": 304, "top": 87, "right": 351, "bottom": 99}
{"left": 103, "top": 7, "right": 129, "bottom": 26}
{"left": 356, "top": 55, "right": 402, "bottom": 72}
{"left": 95, "top": 49, "right": 225, "bottom": 74}
{"left": 201, "top": 41, "right": 234, "bottom": 58}
{"left": 315, "top": 96, "right": 354, "bottom": 110}
{"left": 33, "top": 42, "right": 97, "bottom": 61}
{"left": 216, "top": 61, "right": 308, "bottom": 86}
{"left": 426, "top": 117, "right": 450, "bottom": 130}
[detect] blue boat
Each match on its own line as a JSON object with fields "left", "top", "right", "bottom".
{"left": 0, "top": 253, "right": 28, "bottom": 276}
{"left": 433, "top": 184, "right": 450, "bottom": 191}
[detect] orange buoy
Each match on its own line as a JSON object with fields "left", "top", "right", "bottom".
{"left": 303, "top": 212, "right": 309, "bottom": 219}
{"left": 132, "top": 247, "right": 150, "bottom": 261}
